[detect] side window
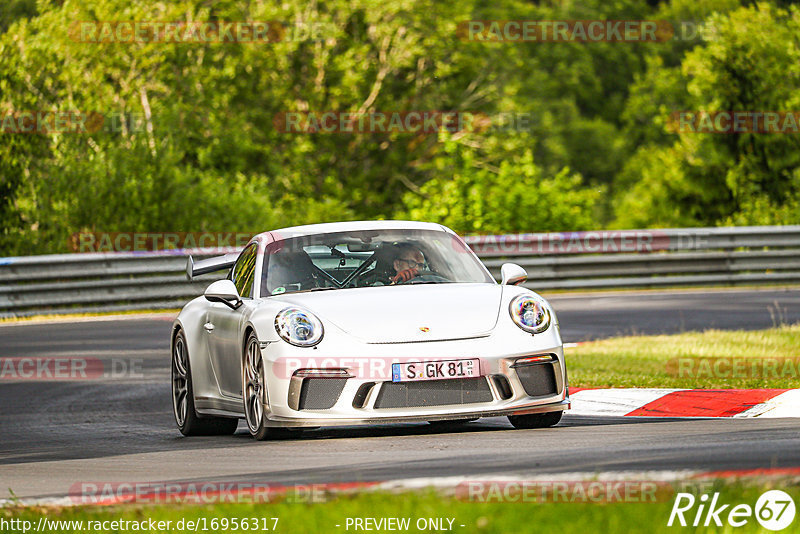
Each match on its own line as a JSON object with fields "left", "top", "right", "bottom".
{"left": 232, "top": 244, "right": 258, "bottom": 298}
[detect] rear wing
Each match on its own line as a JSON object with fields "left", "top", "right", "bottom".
{"left": 186, "top": 252, "right": 239, "bottom": 280}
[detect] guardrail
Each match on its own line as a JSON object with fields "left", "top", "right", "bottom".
{"left": 1, "top": 226, "right": 799, "bottom": 317}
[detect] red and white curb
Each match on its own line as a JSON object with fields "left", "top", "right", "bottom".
{"left": 569, "top": 388, "right": 800, "bottom": 418}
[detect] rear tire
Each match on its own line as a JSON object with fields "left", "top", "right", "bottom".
{"left": 172, "top": 330, "right": 239, "bottom": 436}
{"left": 507, "top": 411, "right": 562, "bottom": 429}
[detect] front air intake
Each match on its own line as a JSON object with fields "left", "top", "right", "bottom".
{"left": 514, "top": 363, "right": 557, "bottom": 397}
{"left": 352, "top": 382, "right": 375, "bottom": 408}
{"left": 297, "top": 378, "right": 347, "bottom": 410}
{"left": 374, "top": 378, "right": 493, "bottom": 409}
{"left": 491, "top": 375, "right": 513, "bottom": 400}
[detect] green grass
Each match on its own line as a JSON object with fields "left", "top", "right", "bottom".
{"left": 568, "top": 324, "right": 800, "bottom": 388}
{"left": 3, "top": 482, "right": 799, "bottom": 533}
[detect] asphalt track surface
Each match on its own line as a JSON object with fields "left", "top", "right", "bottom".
{"left": 1, "top": 288, "right": 799, "bottom": 501}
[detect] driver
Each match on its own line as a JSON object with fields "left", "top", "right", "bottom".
{"left": 391, "top": 243, "right": 426, "bottom": 284}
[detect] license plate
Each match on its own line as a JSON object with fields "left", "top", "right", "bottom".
{"left": 391, "top": 359, "right": 480, "bottom": 382}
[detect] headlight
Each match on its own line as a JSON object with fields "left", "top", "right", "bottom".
{"left": 274, "top": 308, "right": 324, "bottom": 347}
{"left": 509, "top": 294, "right": 551, "bottom": 334}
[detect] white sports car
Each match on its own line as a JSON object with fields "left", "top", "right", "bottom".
{"left": 172, "top": 221, "right": 569, "bottom": 439}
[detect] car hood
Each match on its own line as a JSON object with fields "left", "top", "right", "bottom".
{"left": 273, "top": 283, "right": 502, "bottom": 343}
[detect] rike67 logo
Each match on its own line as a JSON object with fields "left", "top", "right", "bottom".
{"left": 668, "top": 490, "right": 796, "bottom": 530}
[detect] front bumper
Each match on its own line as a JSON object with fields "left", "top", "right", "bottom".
{"left": 259, "top": 327, "right": 569, "bottom": 428}
{"left": 264, "top": 398, "right": 570, "bottom": 427}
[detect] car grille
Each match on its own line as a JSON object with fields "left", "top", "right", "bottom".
{"left": 373, "top": 377, "right": 493, "bottom": 409}
{"left": 298, "top": 378, "right": 347, "bottom": 410}
{"left": 515, "top": 363, "right": 557, "bottom": 397}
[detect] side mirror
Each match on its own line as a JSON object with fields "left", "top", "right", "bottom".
{"left": 204, "top": 279, "right": 242, "bottom": 309}
{"left": 500, "top": 263, "right": 527, "bottom": 286}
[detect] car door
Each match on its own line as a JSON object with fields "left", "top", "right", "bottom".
{"left": 205, "top": 243, "right": 258, "bottom": 399}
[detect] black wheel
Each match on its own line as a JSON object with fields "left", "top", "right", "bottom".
{"left": 242, "top": 332, "right": 295, "bottom": 440}
{"left": 507, "top": 411, "right": 563, "bottom": 429}
{"left": 172, "top": 330, "right": 239, "bottom": 436}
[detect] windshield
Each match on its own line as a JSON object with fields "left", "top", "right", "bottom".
{"left": 260, "top": 229, "right": 494, "bottom": 296}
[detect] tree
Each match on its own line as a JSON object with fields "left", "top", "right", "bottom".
{"left": 613, "top": 2, "right": 800, "bottom": 227}
{"left": 402, "top": 136, "right": 600, "bottom": 234}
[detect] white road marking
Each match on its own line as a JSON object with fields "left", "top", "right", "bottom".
{"left": 569, "top": 388, "right": 680, "bottom": 416}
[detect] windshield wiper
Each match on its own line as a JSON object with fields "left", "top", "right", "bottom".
{"left": 304, "top": 286, "right": 341, "bottom": 292}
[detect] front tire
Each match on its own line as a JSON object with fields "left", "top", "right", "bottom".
{"left": 507, "top": 411, "right": 563, "bottom": 429}
{"left": 243, "top": 332, "right": 294, "bottom": 440}
{"left": 172, "top": 330, "right": 238, "bottom": 436}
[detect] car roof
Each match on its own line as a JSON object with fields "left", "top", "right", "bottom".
{"left": 253, "top": 220, "right": 454, "bottom": 244}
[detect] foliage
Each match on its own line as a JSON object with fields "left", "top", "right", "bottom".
{"left": 614, "top": 2, "right": 800, "bottom": 228}
{"left": 402, "top": 136, "right": 600, "bottom": 234}
{"left": 1, "top": 0, "right": 799, "bottom": 255}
